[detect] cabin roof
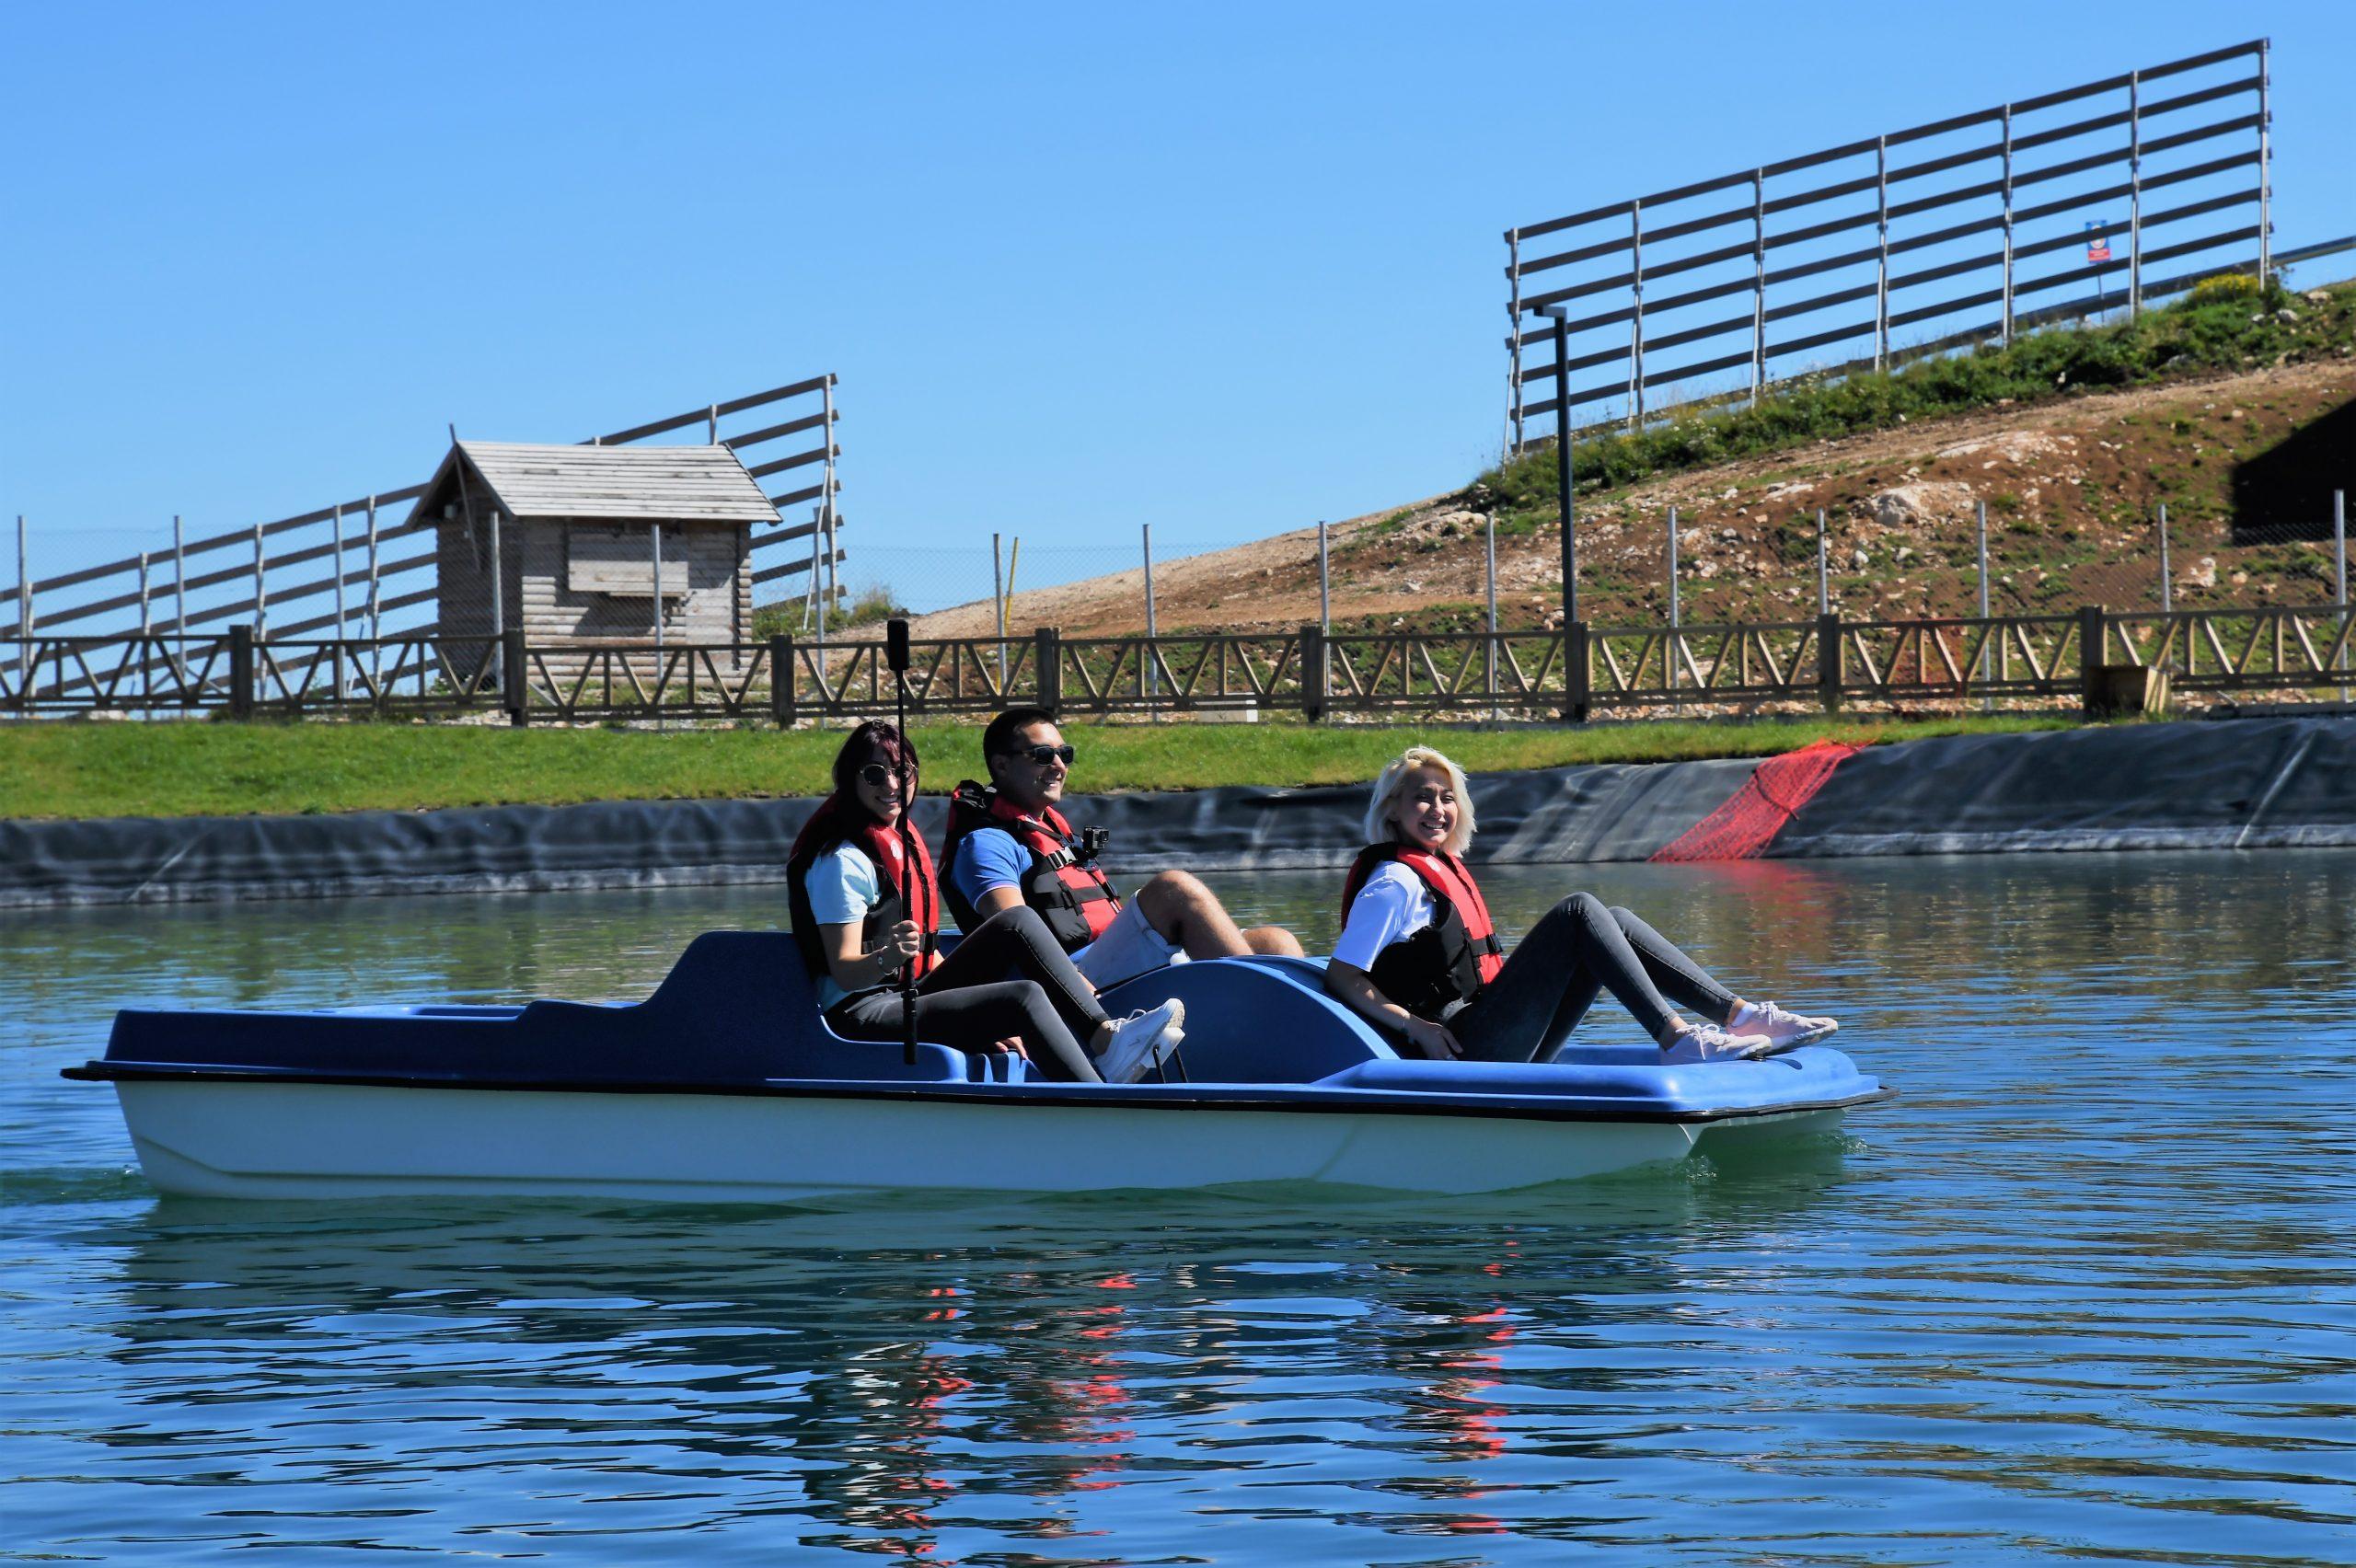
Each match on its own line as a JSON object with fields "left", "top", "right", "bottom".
{"left": 413, "top": 441, "right": 780, "bottom": 525}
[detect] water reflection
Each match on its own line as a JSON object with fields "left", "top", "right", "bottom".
{"left": 7, "top": 850, "right": 2355, "bottom": 1562}
{"left": 76, "top": 1180, "right": 1805, "bottom": 1558}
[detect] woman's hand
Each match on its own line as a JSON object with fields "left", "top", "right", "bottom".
{"left": 1401, "top": 1016, "right": 1463, "bottom": 1060}
{"left": 875, "top": 920, "right": 925, "bottom": 974}
{"left": 973, "top": 1036, "right": 1030, "bottom": 1060}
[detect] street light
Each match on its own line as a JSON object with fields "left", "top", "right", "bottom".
{"left": 1540, "top": 305, "right": 1576, "bottom": 628}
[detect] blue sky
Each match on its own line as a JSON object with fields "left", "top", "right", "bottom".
{"left": 5, "top": 1, "right": 2350, "bottom": 611}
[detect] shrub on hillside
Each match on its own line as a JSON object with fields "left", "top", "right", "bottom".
{"left": 1480, "top": 278, "right": 2341, "bottom": 526}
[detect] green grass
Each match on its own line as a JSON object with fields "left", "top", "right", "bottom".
{"left": 0, "top": 713, "right": 2077, "bottom": 820}
{"left": 1480, "top": 279, "right": 2355, "bottom": 531}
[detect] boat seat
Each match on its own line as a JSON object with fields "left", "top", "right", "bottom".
{"left": 1097, "top": 954, "right": 1398, "bottom": 1083}
{"left": 104, "top": 930, "right": 1004, "bottom": 1088}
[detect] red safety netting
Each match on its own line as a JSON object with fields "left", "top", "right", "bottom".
{"left": 1649, "top": 741, "right": 1860, "bottom": 862}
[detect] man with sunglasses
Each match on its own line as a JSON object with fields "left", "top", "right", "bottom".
{"left": 941, "top": 707, "right": 1304, "bottom": 990}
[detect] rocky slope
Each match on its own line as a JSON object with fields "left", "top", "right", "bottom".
{"left": 915, "top": 287, "right": 2353, "bottom": 640}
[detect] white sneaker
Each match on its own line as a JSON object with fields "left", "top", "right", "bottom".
{"left": 1099, "top": 1000, "right": 1186, "bottom": 1084}
{"left": 1661, "top": 1022, "right": 1774, "bottom": 1064}
{"left": 1728, "top": 999, "right": 1838, "bottom": 1052}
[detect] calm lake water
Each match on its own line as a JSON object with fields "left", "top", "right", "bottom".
{"left": 6, "top": 853, "right": 2353, "bottom": 1565}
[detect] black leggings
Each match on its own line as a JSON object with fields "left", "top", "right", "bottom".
{"left": 826, "top": 906, "right": 1109, "bottom": 1082}
{"left": 1451, "top": 894, "right": 1738, "bottom": 1063}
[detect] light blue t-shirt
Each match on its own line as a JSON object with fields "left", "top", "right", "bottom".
{"left": 803, "top": 843, "right": 881, "bottom": 1009}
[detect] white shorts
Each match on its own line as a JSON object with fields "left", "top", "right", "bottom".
{"left": 1071, "top": 894, "right": 1189, "bottom": 989}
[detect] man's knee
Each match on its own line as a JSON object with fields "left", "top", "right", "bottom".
{"left": 1138, "top": 869, "right": 1218, "bottom": 929}
{"left": 1244, "top": 925, "right": 1305, "bottom": 957}
{"left": 1143, "top": 869, "right": 1212, "bottom": 905}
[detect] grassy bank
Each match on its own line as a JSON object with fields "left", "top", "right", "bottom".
{"left": 0, "top": 714, "right": 2075, "bottom": 820}
{"left": 1479, "top": 277, "right": 2354, "bottom": 532}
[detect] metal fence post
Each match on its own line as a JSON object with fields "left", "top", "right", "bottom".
{"left": 1484, "top": 511, "right": 1498, "bottom": 708}
{"left": 364, "top": 497, "right": 379, "bottom": 686}
{"left": 1034, "top": 628, "right": 1060, "bottom": 712}
{"left": 2158, "top": 503, "right": 2171, "bottom": 612}
{"left": 1141, "top": 523, "right": 1157, "bottom": 712}
{"left": 228, "top": 624, "right": 255, "bottom": 720}
{"left": 252, "top": 521, "right": 267, "bottom": 638}
{"left": 488, "top": 507, "right": 505, "bottom": 692}
{"left": 1874, "top": 134, "right": 1890, "bottom": 370}
{"left": 502, "top": 627, "right": 527, "bottom": 727}
{"left": 1301, "top": 622, "right": 1327, "bottom": 722}
{"left": 1976, "top": 500, "right": 1992, "bottom": 708}
{"left": 770, "top": 633, "right": 796, "bottom": 727}
{"left": 1507, "top": 228, "right": 1524, "bottom": 455}
{"left": 1627, "top": 201, "right": 1645, "bottom": 431}
{"left": 14, "top": 514, "right": 29, "bottom": 702}
{"left": 1548, "top": 306, "right": 1577, "bottom": 626}
{"left": 1817, "top": 613, "right": 1843, "bottom": 713}
{"left": 331, "top": 503, "right": 346, "bottom": 645}
{"left": 2258, "top": 39, "right": 2272, "bottom": 282}
{"left": 1317, "top": 520, "right": 1331, "bottom": 631}
{"left": 1667, "top": 504, "right": 1680, "bottom": 703}
{"left": 991, "top": 531, "right": 1007, "bottom": 688}
{"left": 2000, "top": 106, "right": 2015, "bottom": 345}
{"left": 2335, "top": 489, "right": 2347, "bottom": 701}
{"left": 1750, "top": 170, "right": 1766, "bottom": 397}
{"left": 1565, "top": 619, "right": 1590, "bottom": 723}
{"left": 174, "top": 513, "right": 189, "bottom": 692}
{"left": 1816, "top": 508, "right": 1830, "bottom": 617}
{"left": 1317, "top": 518, "right": 1332, "bottom": 704}
{"left": 136, "top": 552, "right": 152, "bottom": 707}
{"left": 2128, "top": 70, "right": 2143, "bottom": 320}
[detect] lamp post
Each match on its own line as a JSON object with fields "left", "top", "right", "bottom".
{"left": 1540, "top": 306, "right": 1576, "bottom": 628}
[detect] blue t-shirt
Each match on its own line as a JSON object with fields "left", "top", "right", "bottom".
{"left": 947, "top": 825, "right": 1033, "bottom": 928}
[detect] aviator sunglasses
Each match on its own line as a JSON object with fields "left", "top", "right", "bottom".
{"left": 1005, "top": 744, "right": 1076, "bottom": 767}
{"left": 855, "top": 762, "right": 909, "bottom": 789}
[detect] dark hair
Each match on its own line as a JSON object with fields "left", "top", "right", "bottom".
{"left": 983, "top": 706, "right": 1058, "bottom": 760}
{"left": 832, "top": 721, "right": 918, "bottom": 818}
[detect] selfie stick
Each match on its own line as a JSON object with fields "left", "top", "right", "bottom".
{"left": 886, "top": 617, "right": 919, "bottom": 1067}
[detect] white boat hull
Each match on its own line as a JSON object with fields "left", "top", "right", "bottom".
{"left": 110, "top": 1079, "right": 1777, "bottom": 1201}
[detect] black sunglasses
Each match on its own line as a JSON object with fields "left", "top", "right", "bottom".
{"left": 1004, "top": 744, "right": 1076, "bottom": 767}
{"left": 855, "top": 762, "right": 909, "bottom": 789}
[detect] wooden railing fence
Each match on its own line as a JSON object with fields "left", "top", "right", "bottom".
{"left": 6, "top": 603, "right": 2348, "bottom": 722}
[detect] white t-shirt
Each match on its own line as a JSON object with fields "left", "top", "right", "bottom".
{"left": 803, "top": 843, "right": 881, "bottom": 1009}
{"left": 1332, "top": 861, "right": 1436, "bottom": 972}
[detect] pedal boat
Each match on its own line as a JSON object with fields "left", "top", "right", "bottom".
{"left": 64, "top": 931, "right": 1892, "bottom": 1202}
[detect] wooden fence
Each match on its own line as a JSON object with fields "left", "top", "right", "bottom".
{"left": 6, "top": 603, "right": 2348, "bottom": 723}
{"left": 0, "top": 375, "right": 848, "bottom": 659}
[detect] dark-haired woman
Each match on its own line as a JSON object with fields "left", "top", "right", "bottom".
{"left": 786, "top": 721, "right": 1185, "bottom": 1084}
{"left": 1322, "top": 745, "right": 1839, "bottom": 1066}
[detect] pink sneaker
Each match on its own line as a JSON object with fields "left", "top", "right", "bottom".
{"left": 1728, "top": 999, "right": 1838, "bottom": 1052}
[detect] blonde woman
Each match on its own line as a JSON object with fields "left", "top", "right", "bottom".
{"left": 1322, "top": 746, "right": 1838, "bottom": 1065}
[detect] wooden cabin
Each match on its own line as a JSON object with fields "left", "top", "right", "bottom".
{"left": 414, "top": 441, "right": 776, "bottom": 664}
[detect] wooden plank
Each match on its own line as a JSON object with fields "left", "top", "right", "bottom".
{"left": 565, "top": 527, "right": 691, "bottom": 595}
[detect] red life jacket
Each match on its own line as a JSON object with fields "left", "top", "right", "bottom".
{"left": 786, "top": 795, "right": 941, "bottom": 991}
{"left": 938, "top": 781, "right": 1121, "bottom": 952}
{"left": 1339, "top": 842, "right": 1506, "bottom": 1021}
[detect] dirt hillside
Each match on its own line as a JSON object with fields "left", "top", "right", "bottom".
{"left": 913, "top": 347, "right": 2353, "bottom": 640}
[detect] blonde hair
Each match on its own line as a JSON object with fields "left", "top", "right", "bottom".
{"left": 1363, "top": 745, "right": 1475, "bottom": 857}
